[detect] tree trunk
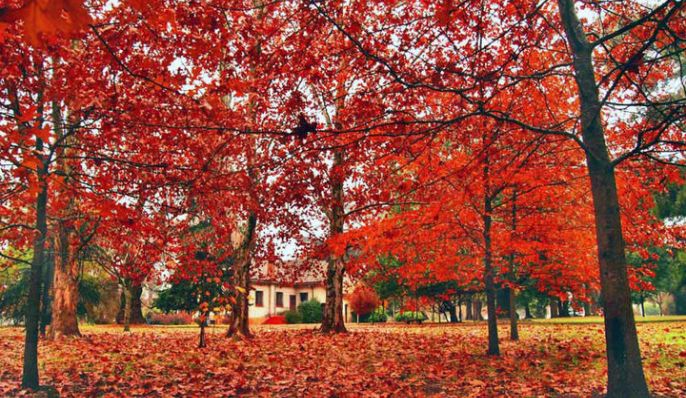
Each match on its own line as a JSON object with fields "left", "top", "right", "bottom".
{"left": 198, "top": 320, "right": 207, "bottom": 348}
{"left": 22, "top": 141, "right": 48, "bottom": 390}
{"left": 465, "top": 298, "right": 473, "bottom": 320}
{"left": 497, "top": 287, "right": 511, "bottom": 318}
{"left": 117, "top": 282, "right": 145, "bottom": 325}
{"left": 557, "top": 1, "right": 650, "bottom": 395}
{"left": 227, "top": 212, "right": 256, "bottom": 339}
{"left": 640, "top": 296, "right": 646, "bottom": 318}
{"left": 559, "top": 299, "right": 569, "bottom": 317}
{"left": 483, "top": 145, "right": 499, "bottom": 355}
{"left": 123, "top": 286, "right": 132, "bottom": 332}
{"left": 320, "top": 257, "right": 346, "bottom": 333}
{"left": 320, "top": 149, "right": 347, "bottom": 334}
{"left": 524, "top": 302, "right": 532, "bottom": 319}
{"left": 130, "top": 284, "right": 146, "bottom": 324}
{"left": 39, "top": 243, "right": 55, "bottom": 337}
{"left": 22, "top": 183, "right": 47, "bottom": 389}
{"left": 444, "top": 300, "right": 458, "bottom": 323}
{"left": 48, "top": 221, "right": 81, "bottom": 339}
{"left": 509, "top": 288, "right": 519, "bottom": 341}
{"left": 550, "top": 298, "right": 559, "bottom": 318}
{"left": 509, "top": 190, "right": 518, "bottom": 340}
{"left": 473, "top": 300, "right": 483, "bottom": 321}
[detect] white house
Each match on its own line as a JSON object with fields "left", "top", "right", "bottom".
{"left": 247, "top": 261, "right": 353, "bottom": 323}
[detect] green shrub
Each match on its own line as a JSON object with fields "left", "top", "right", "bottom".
{"left": 298, "top": 299, "right": 323, "bottom": 323}
{"left": 395, "top": 311, "right": 426, "bottom": 323}
{"left": 284, "top": 310, "right": 303, "bottom": 324}
{"left": 367, "top": 307, "right": 387, "bottom": 323}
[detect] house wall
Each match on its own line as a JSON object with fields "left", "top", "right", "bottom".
{"left": 250, "top": 284, "right": 352, "bottom": 323}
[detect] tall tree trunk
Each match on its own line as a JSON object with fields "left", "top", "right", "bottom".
{"left": 484, "top": 207, "right": 499, "bottom": 355}
{"left": 227, "top": 211, "right": 257, "bottom": 339}
{"left": 39, "top": 242, "right": 54, "bottom": 337}
{"left": 48, "top": 221, "right": 81, "bottom": 339}
{"left": 465, "top": 297, "right": 473, "bottom": 320}
{"left": 509, "top": 190, "right": 519, "bottom": 340}
{"left": 557, "top": 1, "right": 650, "bottom": 395}
{"left": 483, "top": 140, "right": 499, "bottom": 355}
{"left": 23, "top": 171, "right": 48, "bottom": 389}
{"left": 49, "top": 98, "right": 82, "bottom": 340}
{"left": 320, "top": 149, "right": 347, "bottom": 334}
{"left": 225, "top": 0, "right": 263, "bottom": 339}
{"left": 17, "top": 71, "right": 51, "bottom": 389}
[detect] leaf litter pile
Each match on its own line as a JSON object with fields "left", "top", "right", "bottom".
{"left": 1, "top": 322, "right": 685, "bottom": 397}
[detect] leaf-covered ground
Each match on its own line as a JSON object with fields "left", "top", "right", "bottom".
{"left": 1, "top": 322, "right": 685, "bottom": 397}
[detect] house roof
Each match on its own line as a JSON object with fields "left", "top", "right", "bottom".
{"left": 252, "top": 259, "right": 327, "bottom": 286}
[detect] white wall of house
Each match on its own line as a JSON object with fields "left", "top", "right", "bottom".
{"left": 250, "top": 284, "right": 324, "bottom": 318}
{"left": 249, "top": 284, "right": 352, "bottom": 322}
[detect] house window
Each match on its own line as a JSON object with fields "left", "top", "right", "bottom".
{"left": 299, "top": 292, "right": 308, "bottom": 303}
{"left": 255, "top": 290, "right": 264, "bottom": 307}
{"left": 276, "top": 292, "right": 284, "bottom": 307}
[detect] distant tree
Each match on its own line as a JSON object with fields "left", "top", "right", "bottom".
{"left": 154, "top": 280, "right": 198, "bottom": 314}
{"left": 349, "top": 286, "right": 380, "bottom": 321}
{"left": 0, "top": 264, "right": 101, "bottom": 324}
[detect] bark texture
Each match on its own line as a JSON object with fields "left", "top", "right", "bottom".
{"left": 39, "top": 243, "right": 54, "bottom": 337}
{"left": 509, "top": 190, "right": 519, "bottom": 341}
{"left": 22, "top": 114, "right": 49, "bottom": 389}
{"left": 22, "top": 165, "right": 47, "bottom": 389}
{"left": 320, "top": 149, "right": 347, "bottom": 334}
{"left": 116, "top": 284, "right": 145, "bottom": 325}
{"left": 227, "top": 211, "right": 257, "bottom": 339}
{"left": 48, "top": 221, "right": 81, "bottom": 339}
{"left": 483, "top": 145, "right": 499, "bottom": 355}
{"left": 557, "top": 1, "right": 650, "bottom": 395}
{"left": 484, "top": 205, "right": 499, "bottom": 355}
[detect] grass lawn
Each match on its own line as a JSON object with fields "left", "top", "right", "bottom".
{"left": 1, "top": 321, "right": 685, "bottom": 397}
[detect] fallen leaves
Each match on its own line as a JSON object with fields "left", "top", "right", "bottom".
{"left": 0, "top": 322, "right": 684, "bottom": 397}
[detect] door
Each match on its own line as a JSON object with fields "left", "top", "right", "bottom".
{"left": 289, "top": 295, "right": 296, "bottom": 311}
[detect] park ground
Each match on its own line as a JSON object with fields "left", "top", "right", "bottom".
{"left": 1, "top": 318, "right": 686, "bottom": 397}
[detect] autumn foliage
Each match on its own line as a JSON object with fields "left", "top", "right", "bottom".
{"left": 0, "top": 0, "right": 684, "bottom": 396}
{"left": 348, "top": 286, "right": 380, "bottom": 317}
